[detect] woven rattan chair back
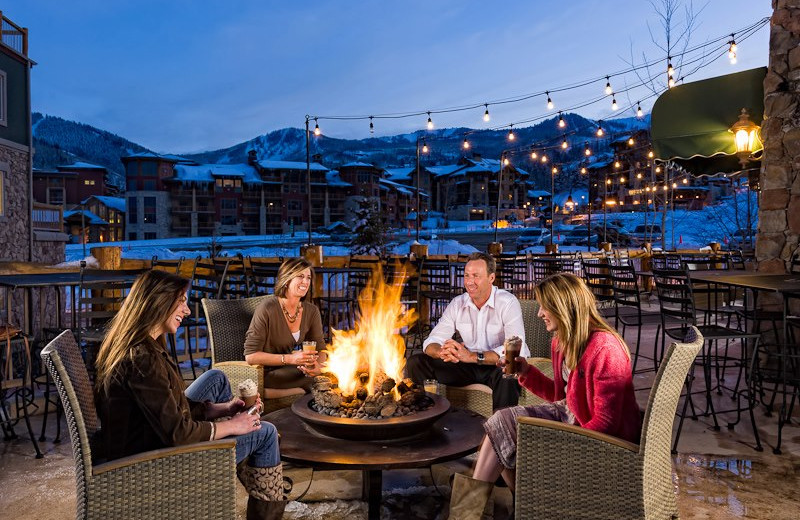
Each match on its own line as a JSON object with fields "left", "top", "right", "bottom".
{"left": 639, "top": 326, "right": 703, "bottom": 518}
{"left": 202, "top": 296, "right": 269, "bottom": 364}
{"left": 40, "top": 330, "right": 99, "bottom": 515}
{"left": 519, "top": 299, "right": 552, "bottom": 358}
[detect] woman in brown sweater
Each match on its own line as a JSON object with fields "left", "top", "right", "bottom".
{"left": 244, "top": 257, "right": 326, "bottom": 393}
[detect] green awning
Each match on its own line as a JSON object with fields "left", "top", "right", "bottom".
{"left": 651, "top": 67, "right": 766, "bottom": 175}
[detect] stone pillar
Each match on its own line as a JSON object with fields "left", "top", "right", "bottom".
{"left": 758, "top": 2, "right": 800, "bottom": 273}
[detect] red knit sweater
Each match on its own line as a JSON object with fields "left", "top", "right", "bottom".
{"left": 518, "top": 330, "right": 641, "bottom": 444}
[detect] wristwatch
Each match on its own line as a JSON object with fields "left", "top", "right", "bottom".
{"left": 476, "top": 352, "right": 485, "bottom": 364}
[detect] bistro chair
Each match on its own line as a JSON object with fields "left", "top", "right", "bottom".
{"left": 581, "top": 259, "right": 615, "bottom": 318}
{"left": 515, "top": 327, "right": 704, "bottom": 519}
{"left": 652, "top": 268, "right": 762, "bottom": 452}
{"left": 1, "top": 324, "right": 43, "bottom": 458}
{"left": 246, "top": 257, "right": 282, "bottom": 296}
{"left": 150, "top": 255, "right": 185, "bottom": 275}
{"left": 202, "top": 296, "right": 305, "bottom": 414}
{"left": 40, "top": 330, "right": 236, "bottom": 519}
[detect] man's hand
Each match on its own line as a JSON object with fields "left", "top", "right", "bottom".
{"left": 441, "top": 339, "right": 475, "bottom": 363}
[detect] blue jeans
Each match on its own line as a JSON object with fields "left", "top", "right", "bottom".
{"left": 185, "top": 369, "right": 280, "bottom": 467}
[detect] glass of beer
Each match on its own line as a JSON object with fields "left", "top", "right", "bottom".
{"left": 503, "top": 336, "right": 522, "bottom": 378}
{"left": 302, "top": 341, "right": 317, "bottom": 368}
{"left": 424, "top": 379, "right": 439, "bottom": 395}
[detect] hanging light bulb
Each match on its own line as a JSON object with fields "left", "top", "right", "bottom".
{"left": 611, "top": 95, "right": 618, "bottom": 111}
{"left": 531, "top": 150, "right": 538, "bottom": 160}
{"left": 422, "top": 141, "right": 429, "bottom": 153}
{"left": 483, "top": 104, "right": 490, "bottom": 122}
{"left": 637, "top": 102, "right": 643, "bottom": 118}
{"left": 663, "top": 185, "right": 668, "bottom": 192}
{"left": 682, "top": 178, "right": 688, "bottom": 184}
{"left": 584, "top": 142, "right": 591, "bottom": 156}
{"left": 596, "top": 121, "right": 604, "bottom": 137}
{"left": 672, "top": 182, "right": 678, "bottom": 188}
{"left": 369, "top": 116, "right": 374, "bottom": 134}
{"left": 628, "top": 137, "right": 635, "bottom": 146}
{"left": 503, "top": 157, "right": 510, "bottom": 166}
{"left": 580, "top": 167, "right": 587, "bottom": 174}
{"left": 604, "top": 76, "right": 613, "bottom": 96}
{"left": 668, "top": 76, "right": 676, "bottom": 88}
{"left": 614, "top": 160, "right": 621, "bottom": 169}
{"left": 667, "top": 58, "right": 674, "bottom": 78}
{"left": 426, "top": 112, "right": 434, "bottom": 130}
{"left": 313, "top": 118, "right": 321, "bottom": 136}
{"left": 541, "top": 155, "right": 548, "bottom": 163}
{"left": 606, "top": 178, "right": 612, "bottom": 184}
{"left": 558, "top": 112, "right": 566, "bottom": 128}
{"left": 561, "top": 138, "right": 568, "bottom": 149}
{"left": 728, "top": 36, "right": 737, "bottom": 64}
{"left": 546, "top": 91, "right": 554, "bottom": 110}
{"left": 636, "top": 173, "right": 642, "bottom": 179}
{"left": 655, "top": 166, "right": 662, "bottom": 173}
{"left": 648, "top": 150, "right": 654, "bottom": 159}
{"left": 508, "top": 125, "right": 515, "bottom": 141}
{"left": 463, "top": 137, "right": 470, "bottom": 149}
{"left": 552, "top": 166, "right": 558, "bottom": 174}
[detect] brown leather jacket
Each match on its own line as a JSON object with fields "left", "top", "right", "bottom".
{"left": 93, "top": 338, "right": 211, "bottom": 462}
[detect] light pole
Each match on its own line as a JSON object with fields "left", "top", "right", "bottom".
{"left": 304, "top": 116, "right": 313, "bottom": 246}
{"left": 549, "top": 165, "right": 556, "bottom": 247}
{"left": 494, "top": 153, "right": 505, "bottom": 245}
{"left": 415, "top": 138, "right": 428, "bottom": 242}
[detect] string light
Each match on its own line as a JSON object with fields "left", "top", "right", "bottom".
{"left": 637, "top": 102, "right": 643, "bottom": 118}
{"left": 541, "top": 155, "right": 548, "bottom": 163}
{"left": 614, "top": 160, "right": 621, "bottom": 169}
{"left": 369, "top": 116, "right": 374, "bottom": 134}
{"left": 552, "top": 166, "right": 558, "bottom": 174}
{"left": 628, "top": 137, "right": 635, "bottom": 146}
{"left": 596, "top": 121, "right": 604, "bottom": 137}
{"left": 728, "top": 35, "right": 737, "bottom": 64}
{"left": 530, "top": 150, "right": 538, "bottom": 160}
{"left": 672, "top": 182, "right": 678, "bottom": 188}
{"left": 636, "top": 173, "right": 642, "bottom": 179}
{"left": 483, "top": 104, "right": 490, "bottom": 122}
{"left": 422, "top": 141, "right": 429, "bottom": 153}
{"left": 503, "top": 156, "right": 510, "bottom": 166}
{"left": 648, "top": 150, "right": 654, "bottom": 158}
{"left": 605, "top": 76, "right": 612, "bottom": 95}
{"left": 606, "top": 178, "right": 612, "bottom": 184}
{"left": 561, "top": 137, "right": 568, "bottom": 149}
{"left": 667, "top": 58, "right": 674, "bottom": 78}
{"left": 663, "top": 185, "right": 668, "bottom": 192}
{"left": 682, "top": 178, "right": 688, "bottom": 184}
{"left": 426, "top": 112, "right": 434, "bottom": 130}
{"left": 546, "top": 91, "right": 554, "bottom": 110}
{"left": 313, "top": 118, "right": 321, "bottom": 136}
{"left": 611, "top": 94, "right": 618, "bottom": 111}
{"left": 580, "top": 167, "right": 587, "bottom": 174}
{"left": 508, "top": 125, "right": 515, "bottom": 141}
{"left": 558, "top": 112, "right": 566, "bottom": 128}
{"left": 656, "top": 166, "right": 662, "bottom": 173}
{"left": 668, "top": 76, "right": 676, "bottom": 88}
{"left": 584, "top": 142, "right": 592, "bottom": 156}
{"left": 463, "top": 138, "right": 470, "bottom": 149}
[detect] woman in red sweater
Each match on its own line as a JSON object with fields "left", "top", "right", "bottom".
{"left": 449, "top": 272, "right": 641, "bottom": 520}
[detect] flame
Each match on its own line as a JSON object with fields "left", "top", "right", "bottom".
{"left": 494, "top": 220, "right": 510, "bottom": 229}
{"left": 324, "top": 263, "right": 417, "bottom": 397}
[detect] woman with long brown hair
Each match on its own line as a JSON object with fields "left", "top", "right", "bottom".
{"left": 448, "top": 272, "right": 641, "bottom": 519}
{"left": 244, "top": 257, "right": 326, "bottom": 393}
{"left": 94, "top": 269, "right": 286, "bottom": 519}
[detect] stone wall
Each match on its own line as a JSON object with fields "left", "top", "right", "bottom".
{"left": 0, "top": 144, "right": 31, "bottom": 262}
{"left": 758, "top": 1, "right": 800, "bottom": 273}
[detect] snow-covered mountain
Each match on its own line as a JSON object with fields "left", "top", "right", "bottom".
{"left": 31, "top": 112, "right": 650, "bottom": 190}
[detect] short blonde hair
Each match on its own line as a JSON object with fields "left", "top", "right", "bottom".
{"left": 274, "top": 257, "right": 314, "bottom": 299}
{"left": 534, "top": 272, "right": 629, "bottom": 370}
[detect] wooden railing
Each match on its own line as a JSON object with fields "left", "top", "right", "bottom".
{"left": 0, "top": 11, "right": 28, "bottom": 57}
{"left": 32, "top": 202, "right": 63, "bottom": 232}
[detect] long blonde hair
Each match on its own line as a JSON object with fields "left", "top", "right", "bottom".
{"left": 534, "top": 272, "right": 629, "bottom": 370}
{"left": 95, "top": 269, "right": 189, "bottom": 390}
{"left": 274, "top": 257, "right": 313, "bottom": 300}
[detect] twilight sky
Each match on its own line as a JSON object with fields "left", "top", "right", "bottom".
{"left": 6, "top": 1, "right": 772, "bottom": 154}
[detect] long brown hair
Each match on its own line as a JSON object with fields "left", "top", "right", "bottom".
{"left": 274, "top": 257, "right": 313, "bottom": 300}
{"left": 533, "top": 272, "right": 629, "bottom": 370}
{"left": 95, "top": 269, "right": 189, "bottom": 389}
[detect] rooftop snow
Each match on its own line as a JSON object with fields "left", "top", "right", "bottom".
{"left": 57, "top": 161, "right": 106, "bottom": 170}
{"left": 63, "top": 209, "right": 108, "bottom": 225}
{"left": 83, "top": 195, "right": 126, "bottom": 212}
{"left": 257, "top": 159, "right": 328, "bottom": 171}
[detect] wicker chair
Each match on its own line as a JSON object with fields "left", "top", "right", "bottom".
{"left": 515, "top": 326, "right": 704, "bottom": 520}
{"left": 40, "top": 330, "right": 236, "bottom": 520}
{"left": 201, "top": 296, "right": 305, "bottom": 414}
{"left": 441, "top": 299, "right": 553, "bottom": 416}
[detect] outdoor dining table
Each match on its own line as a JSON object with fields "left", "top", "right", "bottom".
{"left": 687, "top": 270, "right": 800, "bottom": 453}
{"left": 0, "top": 269, "right": 143, "bottom": 335}
{"left": 265, "top": 405, "right": 485, "bottom": 520}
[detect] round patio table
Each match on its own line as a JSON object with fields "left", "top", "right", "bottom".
{"left": 264, "top": 406, "right": 485, "bottom": 520}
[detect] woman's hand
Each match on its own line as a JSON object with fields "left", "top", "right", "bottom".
{"left": 221, "top": 410, "right": 263, "bottom": 437}
{"left": 497, "top": 355, "right": 530, "bottom": 375}
{"left": 205, "top": 397, "right": 246, "bottom": 420}
{"left": 299, "top": 358, "right": 323, "bottom": 377}
{"left": 287, "top": 350, "right": 317, "bottom": 366}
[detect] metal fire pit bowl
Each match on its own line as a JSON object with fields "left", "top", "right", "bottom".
{"left": 291, "top": 393, "right": 451, "bottom": 441}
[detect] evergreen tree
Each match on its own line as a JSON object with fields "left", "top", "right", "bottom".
{"left": 350, "top": 197, "right": 387, "bottom": 255}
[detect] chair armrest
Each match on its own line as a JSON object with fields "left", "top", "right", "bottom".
{"left": 93, "top": 439, "right": 236, "bottom": 475}
{"left": 517, "top": 416, "right": 639, "bottom": 453}
{"left": 214, "top": 361, "right": 264, "bottom": 394}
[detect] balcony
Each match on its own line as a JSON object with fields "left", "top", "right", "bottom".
{"left": 0, "top": 13, "right": 28, "bottom": 57}
{"left": 32, "top": 202, "right": 62, "bottom": 232}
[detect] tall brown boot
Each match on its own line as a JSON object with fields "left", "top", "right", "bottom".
{"left": 448, "top": 473, "right": 494, "bottom": 520}
{"left": 238, "top": 463, "right": 291, "bottom": 520}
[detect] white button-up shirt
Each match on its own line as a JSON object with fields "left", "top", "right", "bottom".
{"left": 423, "top": 286, "right": 529, "bottom": 357}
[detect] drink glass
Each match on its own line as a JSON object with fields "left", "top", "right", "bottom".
{"left": 424, "top": 379, "right": 439, "bottom": 395}
{"left": 503, "top": 347, "right": 521, "bottom": 378}
{"left": 302, "top": 341, "right": 317, "bottom": 368}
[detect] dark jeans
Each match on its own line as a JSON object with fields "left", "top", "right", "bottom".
{"left": 406, "top": 353, "right": 521, "bottom": 410}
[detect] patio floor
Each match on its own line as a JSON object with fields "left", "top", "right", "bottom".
{"left": 1, "top": 311, "right": 799, "bottom": 519}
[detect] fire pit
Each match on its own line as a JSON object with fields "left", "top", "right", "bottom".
{"left": 292, "top": 393, "right": 451, "bottom": 441}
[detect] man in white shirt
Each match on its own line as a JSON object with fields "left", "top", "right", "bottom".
{"left": 406, "top": 252, "right": 529, "bottom": 410}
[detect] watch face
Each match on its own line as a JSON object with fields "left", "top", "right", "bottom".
{"left": 477, "top": 353, "right": 485, "bottom": 363}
